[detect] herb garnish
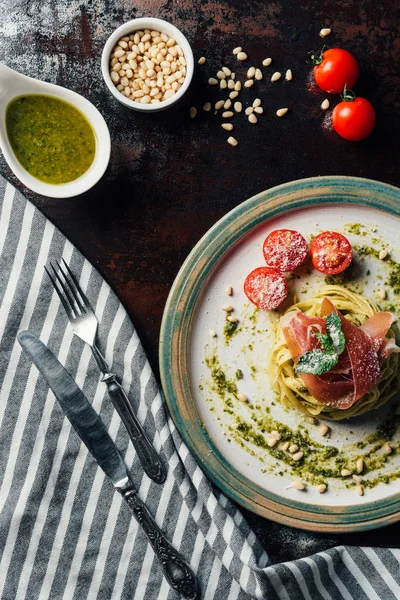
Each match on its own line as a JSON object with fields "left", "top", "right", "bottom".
{"left": 295, "top": 312, "right": 346, "bottom": 375}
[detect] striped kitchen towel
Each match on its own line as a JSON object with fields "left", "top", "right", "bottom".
{"left": 0, "top": 175, "right": 399, "bottom": 600}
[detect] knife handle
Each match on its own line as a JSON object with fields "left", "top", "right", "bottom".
{"left": 92, "top": 345, "right": 167, "bottom": 484}
{"left": 119, "top": 483, "right": 198, "bottom": 600}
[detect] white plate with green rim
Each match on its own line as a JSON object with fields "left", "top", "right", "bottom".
{"left": 159, "top": 176, "right": 400, "bottom": 532}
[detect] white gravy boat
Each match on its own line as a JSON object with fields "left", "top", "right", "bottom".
{"left": 0, "top": 64, "right": 111, "bottom": 198}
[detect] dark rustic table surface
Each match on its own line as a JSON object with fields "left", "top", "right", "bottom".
{"left": 1, "top": 0, "right": 400, "bottom": 564}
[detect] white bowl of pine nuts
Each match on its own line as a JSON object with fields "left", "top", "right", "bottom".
{"left": 101, "top": 17, "right": 194, "bottom": 111}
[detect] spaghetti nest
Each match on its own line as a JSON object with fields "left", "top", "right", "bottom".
{"left": 269, "top": 285, "right": 400, "bottom": 420}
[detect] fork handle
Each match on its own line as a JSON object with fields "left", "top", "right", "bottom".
{"left": 91, "top": 346, "right": 167, "bottom": 484}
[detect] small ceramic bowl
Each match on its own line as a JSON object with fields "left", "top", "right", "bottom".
{"left": 101, "top": 17, "right": 194, "bottom": 112}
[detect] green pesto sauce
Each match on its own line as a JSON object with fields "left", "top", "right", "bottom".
{"left": 6, "top": 95, "right": 96, "bottom": 184}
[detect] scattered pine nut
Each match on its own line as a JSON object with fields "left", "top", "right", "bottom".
{"left": 229, "top": 91, "right": 239, "bottom": 99}
{"left": 237, "top": 392, "right": 247, "bottom": 402}
{"left": 271, "top": 72, "right": 282, "bottom": 82}
{"left": 253, "top": 98, "right": 261, "bottom": 108}
{"left": 208, "top": 77, "right": 218, "bottom": 85}
{"left": 233, "top": 47, "right": 242, "bottom": 55}
{"left": 234, "top": 101, "right": 242, "bottom": 113}
{"left": 227, "top": 136, "right": 238, "bottom": 146}
{"left": 222, "top": 66, "right": 231, "bottom": 76}
{"left": 321, "top": 99, "right": 330, "bottom": 110}
{"left": 255, "top": 68, "right": 263, "bottom": 80}
{"left": 203, "top": 102, "right": 211, "bottom": 112}
{"left": 244, "top": 79, "right": 254, "bottom": 88}
{"left": 271, "top": 430, "right": 282, "bottom": 441}
{"left": 247, "top": 66, "right": 256, "bottom": 78}
{"left": 268, "top": 437, "right": 278, "bottom": 448}
{"left": 341, "top": 469, "right": 352, "bottom": 477}
{"left": 221, "top": 123, "right": 234, "bottom": 131}
{"left": 319, "top": 424, "right": 330, "bottom": 436}
{"left": 276, "top": 108, "right": 288, "bottom": 117}
{"left": 189, "top": 106, "right": 197, "bottom": 119}
{"left": 289, "top": 444, "right": 299, "bottom": 453}
{"left": 227, "top": 315, "right": 238, "bottom": 323}
{"left": 307, "top": 416, "right": 317, "bottom": 425}
{"left": 220, "top": 79, "right": 227, "bottom": 89}
{"left": 292, "top": 451, "right": 304, "bottom": 462}
{"left": 222, "top": 304, "right": 233, "bottom": 312}
{"left": 234, "top": 81, "right": 242, "bottom": 91}
{"left": 262, "top": 57, "right": 272, "bottom": 66}
{"left": 237, "top": 52, "right": 248, "bottom": 61}
{"left": 320, "top": 28, "right": 332, "bottom": 37}
{"left": 352, "top": 474, "right": 363, "bottom": 484}
{"left": 356, "top": 484, "right": 364, "bottom": 496}
{"left": 383, "top": 443, "right": 393, "bottom": 454}
{"left": 217, "top": 70, "right": 226, "bottom": 80}
{"left": 230, "top": 72, "right": 236, "bottom": 80}
{"left": 317, "top": 484, "right": 327, "bottom": 493}
{"left": 376, "top": 288, "right": 387, "bottom": 301}
{"left": 245, "top": 106, "right": 254, "bottom": 115}
{"left": 224, "top": 99, "right": 232, "bottom": 109}
{"left": 226, "top": 286, "right": 233, "bottom": 295}
{"left": 248, "top": 113, "right": 258, "bottom": 123}
{"left": 281, "top": 441, "right": 290, "bottom": 451}
{"left": 198, "top": 56, "right": 206, "bottom": 65}
{"left": 209, "top": 329, "right": 217, "bottom": 337}
{"left": 227, "top": 79, "right": 235, "bottom": 89}
{"left": 215, "top": 100, "right": 224, "bottom": 110}
{"left": 379, "top": 249, "right": 389, "bottom": 260}
{"left": 356, "top": 458, "right": 364, "bottom": 473}
{"left": 222, "top": 111, "right": 234, "bottom": 118}
{"left": 293, "top": 480, "right": 306, "bottom": 491}
{"left": 285, "top": 69, "right": 293, "bottom": 81}
{"left": 254, "top": 107, "right": 263, "bottom": 114}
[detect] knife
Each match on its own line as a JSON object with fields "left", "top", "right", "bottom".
{"left": 18, "top": 330, "right": 198, "bottom": 600}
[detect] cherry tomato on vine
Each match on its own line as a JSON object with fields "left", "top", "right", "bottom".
{"left": 244, "top": 267, "right": 288, "bottom": 310}
{"left": 311, "top": 48, "right": 359, "bottom": 94}
{"left": 310, "top": 232, "right": 352, "bottom": 275}
{"left": 332, "top": 90, "right": 376, "bottom": 141}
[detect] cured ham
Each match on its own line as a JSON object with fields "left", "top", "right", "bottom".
{"left": 281, "top": 298, "right": 398, "bottom": 410}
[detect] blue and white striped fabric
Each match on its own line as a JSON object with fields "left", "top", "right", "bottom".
{"left": 0, "top": 175, "right": 399, "bottom": 599}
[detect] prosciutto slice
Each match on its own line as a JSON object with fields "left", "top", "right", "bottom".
{"left": 281, "top": 298, "right": 397, "bottom": 410}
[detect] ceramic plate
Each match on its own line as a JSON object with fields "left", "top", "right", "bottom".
{"left": 159, "top": 176, "right": 400, "bottom": 532}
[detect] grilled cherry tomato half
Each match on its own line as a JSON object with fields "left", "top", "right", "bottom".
{"left": 262, "top": 229, "right": 308, "bottom": 272}
{"left": 244, "top": 267, "right": 288, "bottom": 310}
{"left": 310, "top": 231, "right": 352, "bottom": 275}
{"left": 312, "top": 48, "right": 359, "bottom": 94}
{"left": 332, "top": 90, "right": 376, "bottom": 141}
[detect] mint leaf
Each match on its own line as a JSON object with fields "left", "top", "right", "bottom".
{"left": 314, "top": 332, "right": 336, "bottom": 354}
{"left": 326, "top": 312, "right": 345, "bottom": 354}
{"left": 295, "top": 349, "right": 339, "bottom": 375}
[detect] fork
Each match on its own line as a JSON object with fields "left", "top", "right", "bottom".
{"left": 45, "top": 259, "right": 167, "bottom": 484}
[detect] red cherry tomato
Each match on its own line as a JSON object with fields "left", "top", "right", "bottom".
{"left": 332, "top": 96, "right": 376, "bottom": 141}
{"left": 313, "top": 48, "right": 359, "bottom": 94}
{"left": 262, "top": 229, "right": 308, "bottom": 272}
{"left": 244, "top": 267, "right": 288, "bottom": 310}
{"left": 310, "top": 232, "right": 352, "bottom": 275}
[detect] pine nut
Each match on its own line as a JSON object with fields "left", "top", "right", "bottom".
{"left": 317, "top": 484, "right": 327, "bottom": 493}
{"left": 271, "top": 72, "right": 281, "bottom": 82}
{"left": 217, "top": 70, "right": 226, "bottom": 79}
{"left": 221, "top": 123, "right": 234, "bottom": 131}
{"left": 224, "top": 99, "right": 232, "bottom": 109}
{"left": 245, "top": 107, "right": 254, "bottom": 115}
{"left": 220, "top": 79, "right": 227, "bottom": 89}
{"left": 226, "top": 286, "right": 233, "bottom": 295}
{"left": 281, "top": 441, "right": 290, "bottom": 451}
{"left": 227, "top": 136, "right": 238, "bottom": 146}
{"left": 352, "top": 474, "right": 363, "bottom": 483}
{"left": 319, "top": 423, "right": 330, "bottom": 436}
{"left": 268, "top": 437, "right": 278, "bottom": 448}
{"left": 198, "top": 56, "right": 206, "bottom": 64}
{"left": 293, "top": 480, "right": 306, "bottom": 490}
{"left": 209, "top": 329, "right": 217, "bottom": 337}
{"left": 189, "top": 106, "right": 197, "bottom": 119}
{"left": 247, "top": 67, "right": 255, "bottom": 78}
{"left": 320, "top": 28, "right": 332, "bottom": 37}
{"left": 233, "top": 47, "right": 242, "bottom": 55}
{"left": 307, "top": 416, "right": 317, "bottom": 425}
{"left": 262, "top": 57, "right": 272, "bottom": 66}
{"left": 356, "top": 458, "right": 364, "bottom": 473}
{"left": 215, "top": 100, "right": 224, "bottom": 110}
{"left": 248, "top": 113, "right": 258, "bottom": 124}
{"left": 321, "top": 99, "right": 330, "bottom": 110}
{"left": 379, "top": 249, "right": 388, "bottom": 260}
{"left": 376, "top": 288, "right": 387, "bottom": 301}
{"left": 254, "top": 107, "right": 263, "bottom": 114}
{"left": 111, "top": 71, "right": 120, "bottom": 83}
{"left": 271, "top": 430, "right": 281, "bottom": 441}
{"left": 234, "top": 81, "right": 242, "bottom": 91}
{"left": 228, "top": 79, "right": 235, "bottom": 89}
{"left": 255, "top": 68, "right": 263, "bottom": 80}
{"left": 234, "top": 101, "right": 242, "bottom": 113}
{"left": 253, "top": 98, "right": 261, "bottom": 108}
{"left": 341, "top": 469, "right": 352, "bottom": 477}
{"left": 237, "top": 52, "right": 248, "bottom": 61}
{"left": 292, "top": 451, "right": 304, "bottom": 462}
{"left": 222, "top": 111, "right": 234, "bottom": 118}
{"left": 289, "top": 444, "right": 299, "bottom": 453}
{"left": 222, "top": 66, "right": 231, "bottom": 76}
{"left": 285, "top": 69, "right": 293, "bottom": 81}
{"left": 114, "top": 49, "right": 126, "bottom": 58}
{"left": 222, "top": 304, "right": 233, "bottom": 311}
{"left": 244, "top": 79, "right": 254, "bottom": 88}
{"left": 208, "top": 77, "right": 218, "bottom": 85}
{"left": 237, "top": 392, "right": 247, "bottom": 402}
{"left": 356, "top": 484, "right": 364, "bottom": 496}
{"left": 229, "top": 91, "right": 239, "bottom": 99}
{"left": 227, "top": 315, "right": 238, "bottom": 323}
{"left": 203, "top": 102, "right": 212, "bottom": 112}
{"left": 383, "top": 443, "right": 393, "bottom": 454}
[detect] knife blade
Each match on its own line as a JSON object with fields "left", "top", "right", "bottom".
{"left": 18, "top": 330, "right": 198, "bottom": 600}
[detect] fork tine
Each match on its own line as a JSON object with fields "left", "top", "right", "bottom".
{"left": 45, "top": 265, "right": 75, "bottom": 319}
{"left": 57, "top": 260, "right": 86, "bottom": 314}
{"left": 50, "top": 262, "right": 81, "bottom": 319}
{"left": 62, "top": 258, "right": 92, "bottom": 311}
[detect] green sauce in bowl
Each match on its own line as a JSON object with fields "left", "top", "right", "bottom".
{"left": 6, "top": 95, "right": 96, "bottom": 185}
